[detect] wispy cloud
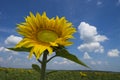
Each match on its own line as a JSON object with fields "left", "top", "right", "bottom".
{"left": 107, "top": 49, "right": 120, "bottom": 57}
{"left": 47, "top": 57, "right": 82, "bottom": 70}
{"left": 97, "top": 1, "right": 102, "bottom": 6}
{"left": 86, "top": 0, "right": 103, "bottom": 6}
{"left": 90, "top": 60, "right": 108, "bottom": 66}
{"left": 0, "top": 47, "right": 18, "bottom": 55}
{"left": 53, "top": 58, "right": 74, "bottom": 65}
{"left": 77, "top": 22, "right": 108, "bottom": 53}
{"left": 83, "top": 52, "right": 92, "bottom": 59}
{"left": 116, "top": 0, "right": 120, "bottom": 6}
{"left": 0, "top": 28, "right": 15, "bottom": 33}
{"left": 86, "top": 0, "right": 92, "bottom": 2}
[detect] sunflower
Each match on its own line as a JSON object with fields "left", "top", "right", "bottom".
{"left": 15, "top": 12, "right": 76, "bottom": 59}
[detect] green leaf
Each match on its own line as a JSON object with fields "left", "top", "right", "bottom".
{"left": 56, "top": 49, "right": 89, "bottom": 68}
{"left": 32, "top": 64, "right": 41, "bottom": 73}
{"left": 8, "top": 47, "right": 32, "bottom": 52}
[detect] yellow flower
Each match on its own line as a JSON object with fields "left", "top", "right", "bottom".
{"left": 15, "top": 12, "right": 76, "bottom": 59}
{"left": 80, "top": 72, "right": 87, "bottom": 77}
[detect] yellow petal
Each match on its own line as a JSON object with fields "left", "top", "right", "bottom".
{"left": 46, "top": 47, "right": 53, "bottom": 55}
{"left": 50, "top": 42, "right": 58, "bottom": 46}
{"left": 15, "top": 12, "right": 76, "bottom": 59}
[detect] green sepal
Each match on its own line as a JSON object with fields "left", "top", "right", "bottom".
{"left": 56, "top": 48, "right": 89, "bottom": 68}
{"left": 8, "top": 47, "right": 32, "bottom": 52}
{"left": 32, "top": 64, "right": 41, "bottom": 73}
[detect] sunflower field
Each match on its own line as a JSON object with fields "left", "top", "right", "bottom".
{"left": 0, "top": 67, "right": 120, "bottom": 80}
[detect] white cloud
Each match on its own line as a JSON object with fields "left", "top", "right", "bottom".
{"left": 48, "top": 57, "right": 83, "bottom": 70}
{"left": 0, "top": 47, "right": 18, "bottom": 55}
{"left": 5, "top": 35, "right": 22, "bottom": 45}
{"left": 90, "top": 60, "right": 107, "bottom": 65}
{"left": 78, "top": 22, "right": 97, "bottom": 42}
{"left": 91, "top": 61, "right": 96, "bottom": 65}
{"left": 53, "top": 58, "right": 74, "bottom": 65}
{"left": 54, "top": 60, "right": 69, "bottom": 65}
{"left": 83, "top": 52, "right": 92, "bottom": 59}
{"left": 0, "top": 47, "right": 11, "bottom": 52}
{"left": 107, "top": 49, "right": 120, "bottom": 57}
{"left": 78, "top": 22, "right": 108, "bottom": 43}
{"left": 94, "top": 35, "right": 108, "bottom": 42}
{"left": 78, "top": 42, "right": 104, "bottom": 53}
{"left": 77, "top": 22, "right": 108, "bottom": 53}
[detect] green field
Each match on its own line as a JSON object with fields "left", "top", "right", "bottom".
{"left": 0, "top": 67, "right": 120, "bottom": 80}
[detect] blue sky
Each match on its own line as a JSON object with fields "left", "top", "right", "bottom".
{"left": 0, "top": 0, "right": 120, "bottom": 72}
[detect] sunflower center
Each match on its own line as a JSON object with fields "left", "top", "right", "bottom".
{"left": 37, "top": 30, "right": 58, "bottom": 43}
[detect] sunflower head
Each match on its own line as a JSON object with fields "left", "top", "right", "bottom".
{"left": 15, "top": 12, "right": 76, "bottom": 59}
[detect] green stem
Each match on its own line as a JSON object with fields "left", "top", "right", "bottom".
{"left": 40, "top": 50, "right": 48, "bottom": 80}
{"left": 47, "top": 55, "right": 57, "bottom": 63}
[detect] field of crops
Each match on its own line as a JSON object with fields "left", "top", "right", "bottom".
{"left": 0, "top": 67, "right": 120, "bottom": 80}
